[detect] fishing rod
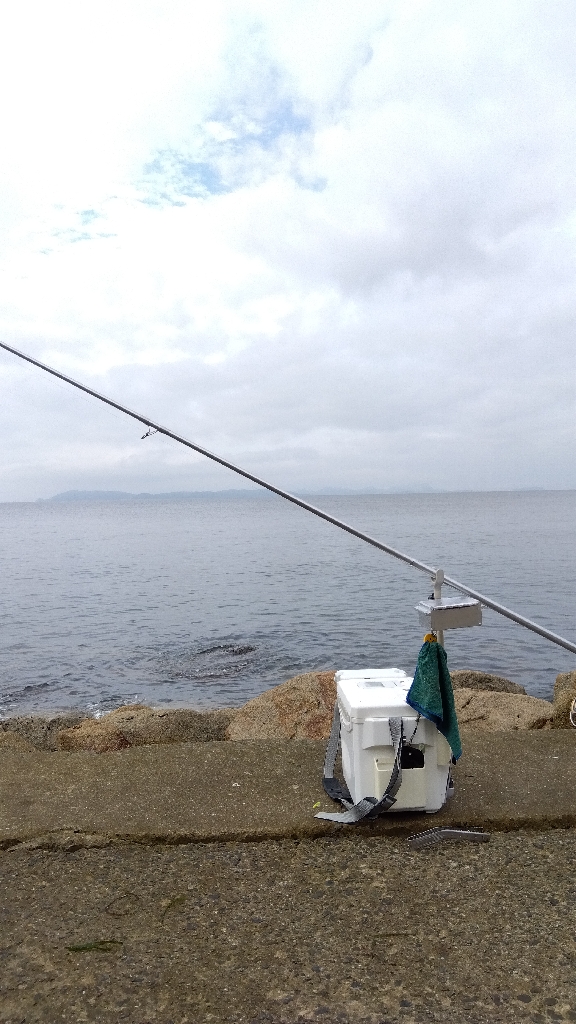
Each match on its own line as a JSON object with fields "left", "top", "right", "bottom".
{"left": 2, "top": 338, "right": 576, "bottom": 657}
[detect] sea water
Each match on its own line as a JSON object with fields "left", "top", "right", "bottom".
{"left": 0, "top": 490, "right": 575, "bottom": 717}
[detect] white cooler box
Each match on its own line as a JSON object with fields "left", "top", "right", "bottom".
{"left": 336, "top": 668, "right": 453, "bottom": 813}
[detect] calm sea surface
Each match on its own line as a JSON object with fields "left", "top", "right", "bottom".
{"left": 1, "top": 491, "right": 575, "bottom": 717}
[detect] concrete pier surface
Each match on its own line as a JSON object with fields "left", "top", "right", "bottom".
{"left": 1, "top": 730, "right": 576, "bottom": 848}
{"left": 2, "top": 731, "right": 576, "bottom": 1023}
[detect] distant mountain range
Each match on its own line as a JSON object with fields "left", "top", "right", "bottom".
{"left": 38, "top": 489, "right": 266, "bottom": 502}
{"left": 38, "top": 486, "right": 436, "bottom": 502}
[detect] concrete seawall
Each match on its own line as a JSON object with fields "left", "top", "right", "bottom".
{"left": 2, "top": 730, "right": 576, "bottom": 849}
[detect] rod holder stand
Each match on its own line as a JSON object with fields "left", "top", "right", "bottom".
{"left": 416, "top": 566, "right": 482, "bottom": 643}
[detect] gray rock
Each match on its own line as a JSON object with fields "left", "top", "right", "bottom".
{"left": 455, "top": 688, "right": 552, "bottom": 731}
{"left": 549, "top": 671, "right": 576, "bottom": 729}
{"left": 226, "top": 672, "right": 336, "bottom": 741}
{"left": 0, "top": 713, "right": 85, "bottom": 751}
{"left": 56, "top": 705, "right": 235, "bottom": 752}
{"left": 554, "top": 669, "right": 576, "bottom": 701}
{"left": 451, "top": 670, "right": 526, "bottom": 694}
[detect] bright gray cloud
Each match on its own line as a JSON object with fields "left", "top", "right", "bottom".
{"left": 0, "top": 0, "right": 575, "bottom": 501}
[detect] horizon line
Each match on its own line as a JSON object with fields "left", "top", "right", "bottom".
{"left": 1, "top": 484, "right": 575, "bottom": 505}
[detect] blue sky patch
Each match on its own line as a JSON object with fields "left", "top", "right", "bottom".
{"left": 142, "top": 153, "right": 231, "bottom": 203}
{"left": 79, "top": 209, "right": 100, "bottom": 226}
{"left": 140, "top": 81, "right": 313, "bottom": 206}
{"left": 215, "top": 96, "right": 311, "bottom": 151}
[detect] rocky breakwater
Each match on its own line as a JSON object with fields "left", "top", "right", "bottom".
{"left": 56, "top": 705, "right": 235, "bottom": 752}
{"left": 551, "top": 669, "right": 576, "bottom": 728}
{"left": 451, "top": 670, "right": 554, "bottom": 731}
{"left": 0, "top": 706, "right": 235, "bottom": 753}
{"left": 2, "top": 667, "right": 576, "bottom": 751}
{"left": 226, "top": 668, "right": 556, "bottom": 739}
{"left": 225, "top": 671, "right": 337, "bottom": 740}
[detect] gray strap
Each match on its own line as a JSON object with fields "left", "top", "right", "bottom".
{"left": 319, "top": 703, "right": 352, "bottom": 806}
{"left": 315, "top": 705, "right": 403, "bottom": 824}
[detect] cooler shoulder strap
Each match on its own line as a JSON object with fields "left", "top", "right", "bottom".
{"left": 315, "top": 704, "right": 403, "bottom": 824}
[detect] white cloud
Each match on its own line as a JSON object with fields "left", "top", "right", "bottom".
{"left": 1, "top": 0, "right": 576, "bottom": 500}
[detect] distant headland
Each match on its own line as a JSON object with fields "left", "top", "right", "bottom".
{"left": 36, "top": 487, "right": 437, "bottom": 503}
{"left": 37, "top": 488, "right": 266, "bottom": 502}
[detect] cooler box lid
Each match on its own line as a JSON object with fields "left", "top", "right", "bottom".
{"left": 336, "top": 668, "right": 413, "bottom": 723}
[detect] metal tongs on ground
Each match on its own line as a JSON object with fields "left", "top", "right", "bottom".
{"left": 408, "top": 827, "right": 490, "bottom": 849}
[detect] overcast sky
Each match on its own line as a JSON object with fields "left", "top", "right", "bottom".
{"left": 0, "top": 0, "right": 575, "bottom": 501}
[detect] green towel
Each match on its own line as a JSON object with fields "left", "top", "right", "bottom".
{"left": 406, "top": 641, "right": 462, "bottom": 761}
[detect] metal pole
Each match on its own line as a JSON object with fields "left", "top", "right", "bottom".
{"left": 1, "top": 339, "right": 576, "bottom": 657}
{"left": 434, "top": 568, "right": 445, "bottom": 648}
{"left": 0, "top": 341, "right": 437, "bottom": 574}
